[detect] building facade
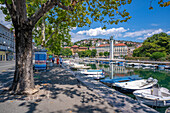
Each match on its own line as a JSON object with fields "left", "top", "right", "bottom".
{"left": 127, "top": 47, "right": 135, "bottom": 57}
{"left": 0, "top": 24, "right": 15, "bottom": 61}
{"left": 95, "top": 43, "right": 128, "bottom": 58}
{"left": 64, "top": 45, "right": 88, "bottom": 55}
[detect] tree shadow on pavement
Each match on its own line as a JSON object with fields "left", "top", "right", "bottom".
{"left": 0, "top": 65, "right": 117, "bottom": 113}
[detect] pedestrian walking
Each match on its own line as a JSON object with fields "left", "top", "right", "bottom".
{"left": 52, "top": 57, "right": 55, "bottom": 64}
{"left": 59, "top": 57, "right": 63, "bottom": 67}
{"left": 56, "top": 56, "right": 59, "bottom": 66}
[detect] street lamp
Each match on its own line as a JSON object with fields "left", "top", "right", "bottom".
{"left": 3, "top": 41, "right": 7, "bottom": 61}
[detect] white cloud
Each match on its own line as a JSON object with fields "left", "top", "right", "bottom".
{"left": 123, "top": 29, "right": 153, "bottom": 38}
{"left": 70, "top": 32, "right": 90, "bottom": 42}
{"left": 137, "top": 37, "right": 145, "bottom": 40}
{"left": 0, "top": 5, "right": 12, "bottom": 28}
{"left": 77, "top": 27, "right": 128, "bottom": 36}
{"left": 166, "top": 31, "right": 170, "bottom": 34}
{"left": 144, "top": 29, "right": 163, "bottom": 38}
{"left": 123, "top": 29, "right": 163, "bottom": 38}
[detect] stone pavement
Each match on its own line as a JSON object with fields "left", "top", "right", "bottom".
{"left": 0, "top": 65, "right": 120, "bottom": 113}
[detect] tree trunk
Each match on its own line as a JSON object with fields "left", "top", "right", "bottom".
{"left": 10, "top": 25, "right": 37, "bottom": 94}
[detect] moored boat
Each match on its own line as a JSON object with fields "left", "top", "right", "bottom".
{"left": 100, "top": 75, "right": 141, "bottom": 85}
{"left": 133, "top": 86, "right": 170, "bottom": 107}
{"left": 141, "top": 64, "right": 152, "bottom": 67}
{"left": 80, "top": 69, "right": 103, "bottom": 75}
{"left": 114, "top": 77, "right": 158, "bottom": 93}
{"left": 86, "top": 74, "right": 105, "bottom": 80}
{"left": 165, "top": 65, "right": 170, "bottom": 69}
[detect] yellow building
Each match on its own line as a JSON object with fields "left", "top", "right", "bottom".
{"left": 0, "top": 51, "right": 6, "bottom": 61}
{"left": 64, "top": 45, "right": 88, "bottom": 55}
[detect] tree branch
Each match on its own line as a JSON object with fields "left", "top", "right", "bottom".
{"left": 30, "top": 0, "right": 74, "bottom": 26}
{"left": 5, "top": 0, "right": 28, "bottom": 26}
{"left": 5, "top": 0, "right": 16, "bottom": 21}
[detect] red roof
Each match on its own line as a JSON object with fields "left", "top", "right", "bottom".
{"left": 114, "top": 43, "right": 127, "bottom": 46}
{"left": 79, "top": 47, "right": 88, "bottom": 49}
{"left": 98, "top": 44, "right": 110, "bottom": 47}
{"left": 97, "top": 43, "right": 127, "bottom": 48}
{"left": 71, "top": 45, "right": 79, "bottom": 48}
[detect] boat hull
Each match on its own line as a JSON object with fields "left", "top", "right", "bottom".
{"left": 114, "top": 86, "right": 153, "bottom": 93}
{"left": 135, "top": 96, "right": 170, "bottom": 107}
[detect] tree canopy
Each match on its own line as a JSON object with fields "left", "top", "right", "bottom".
{"left": 133, "top": 32, "right": 170, "bottom": 58}
{"left": 61, "top": 48, "right": 72, "bottom": 57}
{"left": 99, "top": 52, "right": 103, "bottom": 57}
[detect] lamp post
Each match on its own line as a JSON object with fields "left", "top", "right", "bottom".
{"left": 3, "top": 41, "right": 7, "bottom": 61}
{"left": 8, "top": 46, "right": 10, "bottom": 60}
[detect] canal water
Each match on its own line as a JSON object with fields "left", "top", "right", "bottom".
{"left": 85, "top": 63, "right": 170, "bottom": 113}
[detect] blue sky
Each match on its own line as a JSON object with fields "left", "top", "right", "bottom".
{"left": 70, "top": 0, "right": 170, "bottom": 42}
{"left": 0, "top": 1, "right": 170, "bottom": 42}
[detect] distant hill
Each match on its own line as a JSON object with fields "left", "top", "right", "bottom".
{"left": 73, "top": 38, "right": 141, "bottom": 47}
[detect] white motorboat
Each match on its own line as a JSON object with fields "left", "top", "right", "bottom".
{"left": 133, "top": 63, "right": 141, "bottom": 66}
{"left": 80, "top": 69, "right": 103, "bottom": 75}
{"left": 125, "top": 63, "right": 134, "bottom": 66}
{"left": 114, "top": 77, "right": 158, "bottom": 92}
{"left": 70, "top": 63, "right": 91, "bottom": 69}
{"left": 141, "top": 64, "right": 152, "bottom": 67}
{"left": 133, "top": 86, "right": 170, "bottom": 107}
{"left": 86, "top": 74, "right": 105, "bottom": 79}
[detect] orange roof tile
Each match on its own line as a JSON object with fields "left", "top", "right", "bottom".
{"left": 98, "top": 44, "right": 110, "bottom": 47}
{"left": 114, "top": 43, "right": 127, "bottom": 46}
{"left": 71, "top": 45, "right": 79, "bottom": 48}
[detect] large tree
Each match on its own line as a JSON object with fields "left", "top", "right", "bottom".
{"left": 0, "top": 0, "right": 134, "bottom": 94}
{"left": 133, "top": 33, "right": 170, "bottom": 57}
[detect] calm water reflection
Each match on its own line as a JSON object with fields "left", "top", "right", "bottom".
{"left": 87, "top": 63, "right": 170, "bottom": 113}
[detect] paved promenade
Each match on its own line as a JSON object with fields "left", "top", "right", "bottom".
{"left": 0, "top": 65, "right": 119, "bottom": 113}
{"left": 0, "top": 64, "right": 158, "bottom": 113}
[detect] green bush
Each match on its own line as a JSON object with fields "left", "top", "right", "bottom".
{"left": 150, "top": 52, "right": 166, "bottom": 61}
{"left": 125, "top": 57, "right": 150, "bottom": 61}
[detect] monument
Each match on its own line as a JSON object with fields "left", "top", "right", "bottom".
{"left": 110, "top": 36, "right": 114, "bottom": 60}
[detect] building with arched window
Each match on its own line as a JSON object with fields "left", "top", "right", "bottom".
{"left": 95, "top": 43, "right": 128, "bottom": 58}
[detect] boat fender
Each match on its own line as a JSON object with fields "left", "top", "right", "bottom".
{"left": 147, "top": 77, "right": 153, "bottom": 83}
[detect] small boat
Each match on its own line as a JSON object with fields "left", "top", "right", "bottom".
{"left": 133, "top": 63, "right": 141, "bottom": 66}
{"left": 118, "top": 61, "right": 124, "bottom": 66}
{"left": 165, "top": 65, "right": 170, "bottom": 69}
{"left": 102, "top": 61, "right": 109, "bottom": 64}
{"left": 86, "top": 74, "right": 105, "bottom": 80}
{"left": 70, "top": 63, "right": 91, "bottom": 69}
{"left": 125, "top": 63, "right": 134, "bottom": 66}
{"left": 158, "top": 65, "right": 166, "bottom": 70}
{"left": 114, "top": 77, "right": 158, "bottom": 93}
{"left": 141, "top": 64, "right": 152, "bottom": 67}
{"left": 80, "top": 69, "right": 103, "bottom": 75}
{"left": 133, "top": 86, "right": 170, "bottom": 107}
{"left": 100, "top": 75, "right": 141, "bottom": 85}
